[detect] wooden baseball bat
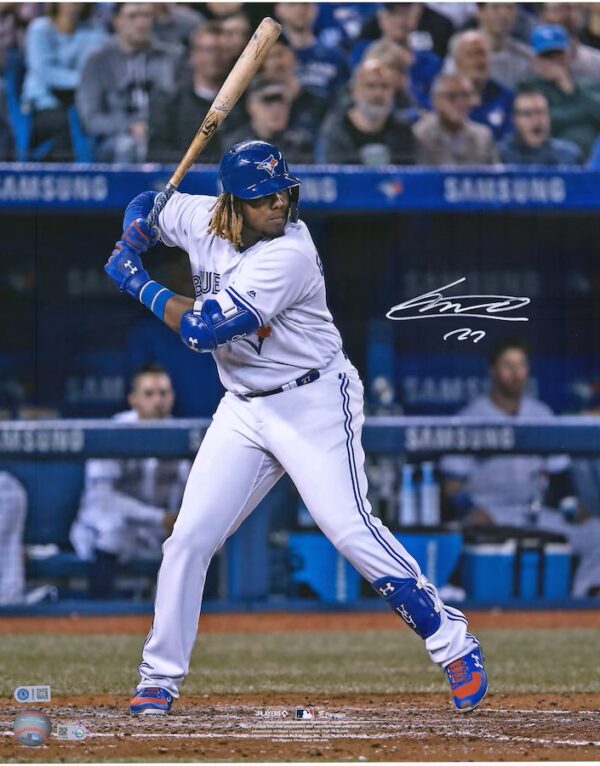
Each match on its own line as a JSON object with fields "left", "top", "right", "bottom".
{"left": 146, "top": 16, "right": 282, "bottom": 229}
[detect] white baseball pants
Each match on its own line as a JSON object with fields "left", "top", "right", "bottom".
{"left": 137, "top": 355, "right": 478, "bottom": 696}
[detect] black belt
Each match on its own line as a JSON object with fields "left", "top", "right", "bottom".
{"left": 244, "top": 369, "right": 320, "bottom": 398}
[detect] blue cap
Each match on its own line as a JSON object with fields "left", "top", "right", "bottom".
{"left": 531, "top": 24, "right": 569, "bottom": 54}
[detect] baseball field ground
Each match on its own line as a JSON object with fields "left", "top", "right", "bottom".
{"left": 0, "top": 609, "right": 598, "bottom": 762}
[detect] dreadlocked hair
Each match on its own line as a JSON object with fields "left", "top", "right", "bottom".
{"left": 207, "top": 192, "right": 244, "bottom": 248}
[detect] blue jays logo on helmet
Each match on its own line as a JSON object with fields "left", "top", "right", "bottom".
{"left": 218, "top": 140, "right": 301, "bottom": 222}
{"left": 256, "top": 154, "right": 279, "bottom": 177}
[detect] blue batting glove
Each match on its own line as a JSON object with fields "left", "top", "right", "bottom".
{"left": 104, "top": 241, "right": 151, "bottom": 298}
{"left": 122, "top": 217, "right": 159, "bottom": 254}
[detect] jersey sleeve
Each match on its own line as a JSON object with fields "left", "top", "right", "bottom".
{"left": 220, "top": 245, "right": 316, "bottom": 326}
{"left": 157, "top": 192, "right": 202, "bottom": 251}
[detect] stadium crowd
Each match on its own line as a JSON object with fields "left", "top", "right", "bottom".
{"left": 1, "top": 1, "right": 600, "bottom": 166}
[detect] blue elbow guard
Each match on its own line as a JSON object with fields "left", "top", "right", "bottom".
{"left": 373, "top": 576, "right": 441, "bottom": 639}
{"left": 180, "top": 296, "right": 259, "bottom": 353}
{"left": 123, "top": 190, "right": 159, "bottom": 232}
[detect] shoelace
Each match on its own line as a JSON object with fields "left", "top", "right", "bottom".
{"left": 447, "top": 659, "right": 471, "bottom": 688}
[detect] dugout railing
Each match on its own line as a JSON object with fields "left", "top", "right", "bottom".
{"left": 0, "top": 417, "right": 598, "bottom": 615}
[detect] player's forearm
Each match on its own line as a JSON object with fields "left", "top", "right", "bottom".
{"left": 164, "top": 295, "right": 194, "bottom": 333}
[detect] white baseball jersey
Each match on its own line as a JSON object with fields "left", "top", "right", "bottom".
{"left": 158, "top": 193, "right": 343, "bottom": 395}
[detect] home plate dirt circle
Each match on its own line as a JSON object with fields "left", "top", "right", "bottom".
{"left": 1, "top": 694, "right": 599, "bottom": 761}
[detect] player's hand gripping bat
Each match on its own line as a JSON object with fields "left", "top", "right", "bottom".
{"left": 145, "top": 16, "right": 282, "bottom": 230}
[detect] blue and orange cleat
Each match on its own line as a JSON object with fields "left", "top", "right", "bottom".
{"left": 130, "top": 687, "right": 173, "bottom": 716}
{"left": 445, "top": 646, "right": 488, "bottom": 712}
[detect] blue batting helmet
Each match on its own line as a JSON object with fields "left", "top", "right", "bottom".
{"left": 218, "top": 140, "right": 301, "bottom": 222}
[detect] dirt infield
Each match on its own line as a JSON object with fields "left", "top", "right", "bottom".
{"left": 1, "top": 693, "right": 599, "bottom": 762}
{"left": 2, "top": 611, "right": 599, "bottom": 761}
{"left": 1, "top": 608, "right": 599, "bottom": 634}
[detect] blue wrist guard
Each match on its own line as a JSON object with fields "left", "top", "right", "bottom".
{"left": 138, "top": 280, "right": 175, "bottom": 322}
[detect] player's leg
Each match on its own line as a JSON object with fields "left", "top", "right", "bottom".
{"left": 135, "top": 395, "right": 284, "bottom": 702}
{"left": 264, "top": 369, "right": 485, "bottom": 710}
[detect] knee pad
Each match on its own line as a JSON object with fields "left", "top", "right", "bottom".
{"left": 373, "top": 576, "right": 441, "bottom": 639}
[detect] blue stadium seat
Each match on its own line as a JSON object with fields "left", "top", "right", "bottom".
{"left": 2, "top": 460, "right": 85, "bottom": 546}
{"left": 1, "top": 460, "right": 162, "bottom": 588}
{"left": 67, "top": 105, "right": 95, "bottom": 162}
{"left": 4, "top": 50, "right": 32, "bottom": 161}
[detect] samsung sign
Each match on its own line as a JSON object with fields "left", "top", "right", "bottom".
{"left": 0, "top": 174, "right": 108, "bottom": 202}
{"left": 0, "top": 428, "right": 85, "bottom": 454}
{"left": 444, "top": 175, "right": 566, "bottom": 205}
{"left": 405, "top": 426, "right": 515, "bottom": 452}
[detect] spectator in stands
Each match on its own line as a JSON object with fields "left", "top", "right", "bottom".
{"left": 0, "top": 3, "right": 40, "bottom": 71}
{"left": 319, "top": 59, "right": 415, "bottom": 165}
{"left": 220, "top": 9, "right": 251, "bottom": 65}
{"left": 313, "top": 2, "right": 375, "bottom": 55}
{"left": 524, "top": 24, "right": 600, "bottom": 158}
{"left": 359, "top": 2, "right": 455, "bottom": 61}
{"left": 476, "top": 3, "right": 533, "bottom": 89}
{"left": 540, "top": 3, "right": 600, "bottom": 79}
{"left": 274, "top": 2, "right": 349, "bottom": 101}
{"left": 21, "top": 3, "right": 105, "bottom": 161}
{"left": 427, "top": 3, "right": 477, "bottom": 34}
{"left": 149, "top": 21, "right": 235, "bottom": 163}
{"left": 580, "top": 4, "right": 600, "bottom": 51}
{"left": 0, "top": 80, "right": 13, "bottom": 158}
{"left": 76, "top": 3, "right": 180, "bottom": 163}
{"left": 202, "top": 3, "right": 244, "bottom": 21}
{"left": 440, "top": 336, "right": 600, "bottom": 598}
{"left": 70, "top": 364, "right": 190, "bottom": 599}
{"left": 355, "top": 3, "right": 443, "bottom": 109}
{"left": 151, "top": 3, "right": 204, "bottom": 54}
{"left": 224, "top": 75, "right": 313, "bottom": 164}
{"left": 260, "top": 35, "right": 328, "bottom": 140}
{"left": 361, "top": 39, "right": 418, "bottom": 123}
{"left": 499, "top": 87, "right": 582, "bottom": 165}
{"left": 447, "top": 30, "right": 514, "bottom": 141}
{"left": 414, "top": 72, "right": 498, "bottom": 165}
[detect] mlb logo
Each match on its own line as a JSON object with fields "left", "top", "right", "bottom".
{"left": 295, "top": 706, "right": 316, "bottom": 720}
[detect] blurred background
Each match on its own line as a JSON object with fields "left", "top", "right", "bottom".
{"left": 1, "top": 1, "right": 600, "bottom": 614}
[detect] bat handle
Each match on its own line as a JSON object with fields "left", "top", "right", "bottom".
{"left": 146, "top": 183, "right": 177, "bottom": 229}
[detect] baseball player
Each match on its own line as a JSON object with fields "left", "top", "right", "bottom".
{"left": 105, "top": 140, "right": 488, "bottom": 716}
{"left": 70, "top": 364, "right": 190, "bottom": 598}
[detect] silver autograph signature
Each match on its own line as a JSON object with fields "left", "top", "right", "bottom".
{"left": 386, "top": 277, "right": 530, "bottom": 343}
